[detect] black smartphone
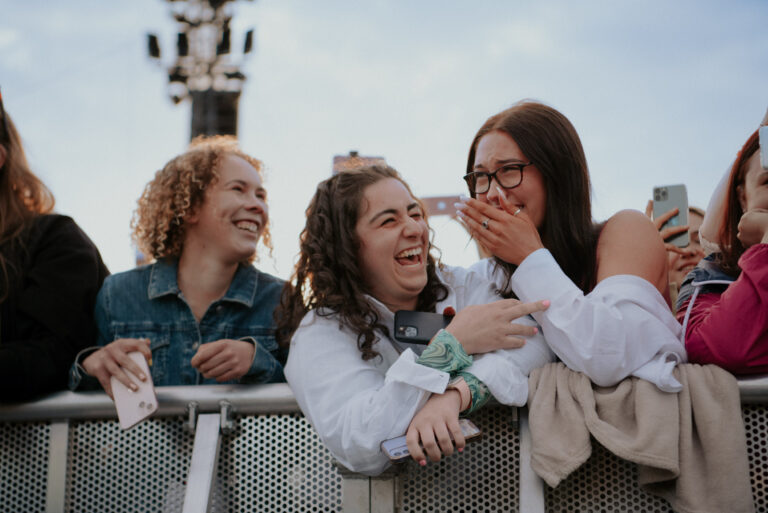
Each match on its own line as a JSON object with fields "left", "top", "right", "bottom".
{"left": 394, "top": 310, "right": 452, "bottom": 344}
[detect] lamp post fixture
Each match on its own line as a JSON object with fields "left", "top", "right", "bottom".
{"left": 147, "top": 0, "right": 255, "bottom": 140}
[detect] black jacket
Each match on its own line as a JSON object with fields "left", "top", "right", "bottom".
{"left": 0, "top": 214, "right": 108, "bottom": 401}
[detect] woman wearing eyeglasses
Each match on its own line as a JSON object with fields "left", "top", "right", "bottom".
{"left": 455, "top": 100, "right": 686, "bottom": 391}
{"left": 0, "top": 90, "right": 108, "bottom": 401}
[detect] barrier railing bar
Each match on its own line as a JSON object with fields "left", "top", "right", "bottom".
{"left": 0, "top": 383, "right": 300, "bottom": 423}
{"left": 45, "top": 419, "right": 70, "bottom": 513}
{"left": 182, "top": 413, "right": 222, "bottom": 513}
{"left": 518, "top": 408, "right": 545, "bottom": 513}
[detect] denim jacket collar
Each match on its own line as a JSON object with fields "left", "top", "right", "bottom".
{"left": 147, "top": 258, "right": 259, "bottom": 307}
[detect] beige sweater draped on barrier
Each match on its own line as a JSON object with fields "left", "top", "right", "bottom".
{"left": 527, "top": 362, "right": 754, "bottom": 513}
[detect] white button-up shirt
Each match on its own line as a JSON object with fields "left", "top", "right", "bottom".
{"left": 285, "top": 265, "right": 554, "bottom": 475}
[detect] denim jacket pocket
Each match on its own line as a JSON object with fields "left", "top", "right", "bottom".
{"left": 111, "top": 323, "right": 172, "bottom": 385}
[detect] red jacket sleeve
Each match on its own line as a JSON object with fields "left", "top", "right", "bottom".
{"left": 677, "top": 244, "right": 768, "bottom": 374}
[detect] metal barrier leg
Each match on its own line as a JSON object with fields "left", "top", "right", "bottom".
{"left": 336, "top": 462, "right": 399, "bottom": 513}
{"left": 182, "top": 413, "right": 222, "bottom": 513}
{"left": 45, "top": 419, "right": 70, "bottom": 513}
{"left": 519, "top": 408, "right": 545, "bottom": 513}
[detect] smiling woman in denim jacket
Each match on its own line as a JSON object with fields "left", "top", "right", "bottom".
{"left": 70, "top": 136, "right": 285, "bottom": 396}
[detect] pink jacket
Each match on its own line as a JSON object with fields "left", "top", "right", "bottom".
{"left": 677, "top": 244, "right": 768, "bottom": 374}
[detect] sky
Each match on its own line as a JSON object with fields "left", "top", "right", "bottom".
{"left": 2, "top": 0, "right": 767, "bottom": 278}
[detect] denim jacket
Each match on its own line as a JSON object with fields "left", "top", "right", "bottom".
{"left": 69, "top": 258, "right": 286, "bottom": 389}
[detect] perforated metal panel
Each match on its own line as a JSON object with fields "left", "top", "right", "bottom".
{"left": 0, "top": 420, "right": 50, "bottom": 512}
{"left": 543, "top": 405, "right": 768, "bottom": 513}
{"left": 400, "top": 406, "right": 520, "bottom": 513}
{"left": 543, "top": 438, "right": 673, "bottom": 512}
{"left": 66, "top": 417, "right": 194, "bottom": 512}
{"left": 743, "top": 404, "right": 767, "bottom": 513}
{"left": 213, "top": 413, "right": 342, "bottom": 512}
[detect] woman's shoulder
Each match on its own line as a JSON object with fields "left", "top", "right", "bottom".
{"left": 600, "top": 209, "right": 660, "bottom": 242}
{"left": 595, "top": 209, "right": 667, "bottom": 289}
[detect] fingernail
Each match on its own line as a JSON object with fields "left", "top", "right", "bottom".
{"left": 139, "top": 373, "right": 146, "bottom": 380}
{"left": 456, "top": 210, "right": 466, "bottom": 218}
{"left": 419, "top": 460, "right": 427, "bottom": 466}
{"left": 458, "top": 447, "right": 464, "bottom": 453}
{"left": 458, "top": 194, "right": 470, "bottom": 202}
{"left": 495, "top": 186, "right": 508, "bottom": 200}
{"left": 130, "top": 383, "right": 138, "bottom": 391}
{"left": 542, "top": 300, "right": 551, "bottom": 307}
{"left": 532, "top": 327, "right": 538, "bottom": 334}
{"left": 454, "top": 202, "right": 466, "bottom": 210}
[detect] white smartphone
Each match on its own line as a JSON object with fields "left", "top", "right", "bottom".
{"left": 380, "top": 418, "right": 482, "bottom": 463}
{"left": 653, "top": 184, "right": 689, "bottom": 248}
{"left": 759, "top": 126, "right": 768, "bottom": 170}
{"left": 111, "top": 351, "right": 157, "bottom": 430}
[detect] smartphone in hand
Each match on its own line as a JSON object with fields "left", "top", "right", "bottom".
{"left": 394, "top": 310, "right": 452, "bottom": 344}
{"left": 380, "top": 418, "right": 482, "bottom": 463}
{"left": 653, "top": 184, "right": 689, "bottom": 247}
{"left": 111, "top": 351, "right": 157, "bottom": 430}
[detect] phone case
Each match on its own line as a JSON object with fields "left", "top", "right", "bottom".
{"left": 653, "top": 184, "right": 689, "bottom": 248}
{"left": 760, "top": 126, "right": 768, "bottom": 170}
{"left": 111, "top": 351, "right": 157, "bottom": 430}
{"left": 394, "top": 310, "right": 452, "bottom": 344}
{"left": 380, "top": 418, "right": 482, "bottom": 462}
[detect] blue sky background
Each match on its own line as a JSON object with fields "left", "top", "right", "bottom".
{"left": 2, "top": 0, "right": 767, "bottom": 277}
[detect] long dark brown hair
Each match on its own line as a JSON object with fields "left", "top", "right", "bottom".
{"left": 718, "top": 128, "right": 760, "bottom": 276}
{"left": 466, "top": 100, "right": 600, "bottom": 295}
{"left": 275, "top": 165, "right": 448, "bottom": 360}
{"left": 0, "top": 112, "right": 55, "bottom": 302}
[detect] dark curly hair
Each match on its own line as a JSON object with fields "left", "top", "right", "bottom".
{"left": 275, "top": 165, "right": 448, "bottom": 360}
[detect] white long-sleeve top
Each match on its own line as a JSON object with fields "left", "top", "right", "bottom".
{"left": 285, "top": 265, "right": 554, "bottom": 476}
{"left": 470, "top": 250, "right": 687, "bottom": 392}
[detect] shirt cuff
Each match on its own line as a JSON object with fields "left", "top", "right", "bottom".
{"left": 239, "top": 336, "right": 285, "bottom": 384}
{"left": 456, "top": 371, "right": 491, "bottom": 415}
{"left": 416, "top": 329, "right": 473, "bottom": 373}
{"left": 386, "top": 348, "right": 449, "bottom": 394}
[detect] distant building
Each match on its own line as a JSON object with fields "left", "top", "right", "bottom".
{"left": 332, "top": 151, "right": 386, "bottom": 175}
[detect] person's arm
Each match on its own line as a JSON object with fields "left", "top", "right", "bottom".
{"left": 0, "top": 216, "right": 107, "bottom": 401}
{"left": 285, "top": 313, "right": 450, "bottom": 476}
{"left": 678, "top": 244, "right": 768, "bottom": 373}
{"left": 510, "top": 213, "right": 686, "bottom": 390}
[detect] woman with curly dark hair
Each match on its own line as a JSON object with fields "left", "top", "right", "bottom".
{"left": 279, "top": 165, "right": 553, "bottom": 475}
{"left": 0, "top": 89, "right": 108, "bottom": 401}
{"left": 70, "top": 136, "right": 285, "bottom": 396}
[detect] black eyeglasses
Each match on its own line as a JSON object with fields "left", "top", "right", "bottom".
{"left": 463, "top": 162, "right": 533, "bottom": 195}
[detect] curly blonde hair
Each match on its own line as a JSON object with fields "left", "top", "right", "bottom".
{"left": 131, "top": 135, "right": 272, "bottom": 263}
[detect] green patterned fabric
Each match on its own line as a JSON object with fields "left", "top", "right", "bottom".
{"left": 456, "top": 371, "right": 492, "bottom": 414}
{"left": 415, "top": 329, "right": 492, "bottom": 414}
{"left": 415, "top": 329, "right": 473, "bottom": 373}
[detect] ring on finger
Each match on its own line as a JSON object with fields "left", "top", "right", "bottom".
{"left": 482, "top": 218, "right": 490, "bottom": 230}
{"left": 513, "top": 208, "right": 521, "bottom": 216}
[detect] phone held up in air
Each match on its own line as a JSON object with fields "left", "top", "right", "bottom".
{"left": 653, "top": 184, "right": 689, "bottom": 248}
{"left": 111, "top": 351, "right": 157, "bottom": 430}
{"left": 380, "top": 418, "right": 483, "bottom": 463}
{"left": 394, "top": 310, "right": 452, "bottom": 345}
{"left": 759, "top": 126, "right": 768, "bottom": 170}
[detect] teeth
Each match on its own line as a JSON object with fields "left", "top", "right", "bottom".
{"left": 395, "top": 247, "right": 422, "bottom": 259}
{"left": 235, "top": 221, "right": 260, "bottom": 233}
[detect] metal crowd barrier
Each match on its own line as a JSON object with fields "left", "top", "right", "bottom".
{"left": 1, "top": 378, "right": 767, "bottom": 512}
